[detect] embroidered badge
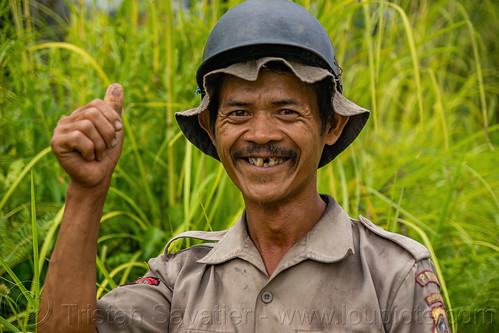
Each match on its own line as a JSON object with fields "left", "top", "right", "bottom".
{"left": 133, "top": 277, "right": 160, "bottom": 286}
{"left": 431, "top": 305, "right": 450, "bottom": 333}
{"left": 416, "top": 269, "right": 440, "bottom": 288}
{"left": 425, "top": 292, "right": 444, "bottom": 306}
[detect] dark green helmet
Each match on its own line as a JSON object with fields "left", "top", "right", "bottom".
{"left": 196, "top": 0, "right": 343, "bottom": 94}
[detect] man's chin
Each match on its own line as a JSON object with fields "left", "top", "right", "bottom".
{"left": 238, "top": 182, "right": 294, "bottom": 205}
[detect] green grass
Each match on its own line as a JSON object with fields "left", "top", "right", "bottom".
{"left": 0, "top": 0, "right": 498, "bottom": 331}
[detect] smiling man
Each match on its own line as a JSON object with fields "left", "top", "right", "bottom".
{"left": 39, "top": 0, "right": 451, "bottom": 332}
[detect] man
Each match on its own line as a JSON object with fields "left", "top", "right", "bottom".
{"left": 39, "top": 0, "right": 451, "bottom": 332}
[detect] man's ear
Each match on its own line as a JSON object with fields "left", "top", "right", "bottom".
{"left": 324, "top": 114, "right": 349, "bottom": 146}
{"left": 198, "top": 110, "right": 216, "bottom": 144}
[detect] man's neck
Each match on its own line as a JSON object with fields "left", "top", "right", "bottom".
{"left": 244, "top": 190, "right": 327, "bottom": 277}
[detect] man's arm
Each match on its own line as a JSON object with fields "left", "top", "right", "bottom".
{"left": 387, "top": 259, "right": 451, "bottom": 333}
{"left": 38, "top": 84, "right": 124, "bottom": 333}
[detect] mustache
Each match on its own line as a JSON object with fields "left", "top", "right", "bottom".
{"left": 232, "top": 144, "right": 298, "bottom": 165}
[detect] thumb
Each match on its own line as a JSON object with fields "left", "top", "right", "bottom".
{"left": 104, "top": 83, "right": 124, "bottom": 115}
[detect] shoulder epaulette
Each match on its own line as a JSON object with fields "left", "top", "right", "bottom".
{"left": 358, "top": 215, "right": 430, "bottom": 261}
{"left": 165, "top": 230, "right": 228, "bottom": 253}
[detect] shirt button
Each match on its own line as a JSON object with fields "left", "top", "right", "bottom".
{"left": 261, "top": 291, "right": 273, "bottom": 304}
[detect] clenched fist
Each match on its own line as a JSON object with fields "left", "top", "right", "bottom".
{"left": 51, "top": 83, "right": 124, "bottom": 189}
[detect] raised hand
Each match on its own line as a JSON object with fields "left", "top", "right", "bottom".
{"left": 39, "top": 84, "right": 125, "bottom": 332}
{"left": 51, "top": 83, "right": 124, "bottom": 189}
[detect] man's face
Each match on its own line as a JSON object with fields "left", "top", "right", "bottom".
{"left": 201, "top": 69, "right": 343, "bottom": 205}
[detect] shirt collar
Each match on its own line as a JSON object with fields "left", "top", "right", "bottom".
{"left": 198, "top": 194, "right": 355, "bottom": 272}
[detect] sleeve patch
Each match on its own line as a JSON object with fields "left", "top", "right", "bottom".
{"left": 133, "top": 277, "right": 160, "bottom": 286}
{"left": 425, "top": 292, "right": 444, "bottom": 306}
{"left": 431, "top": 305, "right": 451, "bottom": 333}
{"left": 416, "top": 269, "right": 440, "bottom": 288}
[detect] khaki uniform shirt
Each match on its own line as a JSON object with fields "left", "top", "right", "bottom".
{"left": 97, "top": 195, "right": 450, "bottom": 332}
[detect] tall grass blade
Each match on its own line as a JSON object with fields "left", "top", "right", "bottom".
{"left": 0, "top": 315, "right": 21, "bottom": 332}
{"left": 28, "top": 43, "right": 111, "bottom": 86}
{"left": 165, "top": 0, "right": 176, "bottom": 208}
{"left": 95, "top": 256, "right": 116, "bottom": 290}
{"left": 427, "top": 68, "right": 449, "bottom": 151}
{"left": 0, "top": 256, "right": 35, "bottom": 309}
{"left": 183, "top": 142, "right": 192, "bottom": 228}
{"left": 456, "top": 2, "right": 494, "bottom": 150}
{"left": 96, "top": 251, "right": 145, "bottom": 298}
{"left": 361, "top": 0, "right": 378, "bottom": 133}
{"left": 365, "top": 186, "right": 435, "bottom": 234}
{"left": 432, "top": 156, "right": 464, "bottom": 243}
{"left": 385, "top": 2, "right": 424, "bottom": 152}
{"left": 29, "top": 169, "right": 39, "bottom": 319}
{"left": 120, "top": 112, "right": 159, "bottom": 224}
{"left": 0, "top": 146, "right": 51, "bottom": 212}
{"left": 108, "top": 188, "right": 149, "bottom": 225}
{"left": 462, "top": 163, "right": 499, "bottom": 211}
{"left": 100, "top": 211, "right": 147, "bottom": 231}
{"left": 398, "top": 219, "right": 456, "bottom": 333}
{"left": 38, "top": 205, "right": 64, "bottom": 273}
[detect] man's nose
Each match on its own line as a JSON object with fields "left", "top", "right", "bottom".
{"left": 243, "top": 113, "right": 283, "bottom": 144}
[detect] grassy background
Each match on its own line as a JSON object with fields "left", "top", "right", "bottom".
{"left": 0, "top": 0, "right": 498, "bottom": 331}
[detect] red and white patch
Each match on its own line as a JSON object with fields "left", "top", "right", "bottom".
{"left": 133, "top": 277, "right": 160, "bottom": 286}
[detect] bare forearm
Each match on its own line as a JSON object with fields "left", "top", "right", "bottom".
{"left": 38, "top": 182, "right": 109, "bottom": 333}
{"left": 39, "top": 84, "right": 123, "bottom": 332}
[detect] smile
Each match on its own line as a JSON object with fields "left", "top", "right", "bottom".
{"left": 232, "top": 144, "right": 298, "bottom": 168}
{"left": 247, "top": 157, "right": 286, "bottom": 168}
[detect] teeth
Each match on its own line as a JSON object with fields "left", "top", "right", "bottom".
{"left": 247, "top": 157, "right": 285, "bottom": 167}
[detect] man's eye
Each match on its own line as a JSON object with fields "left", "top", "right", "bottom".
{"left": 229, "top": 110, "right": 249, "bottom": 117}
{"left": 279, "top": 109, "right": 298, "bottom": 116}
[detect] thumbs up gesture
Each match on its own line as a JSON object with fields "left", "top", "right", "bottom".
{"left": 51, "top": 83, "right": 124, "bottom": 189}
